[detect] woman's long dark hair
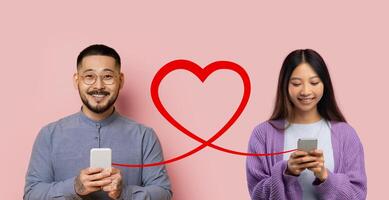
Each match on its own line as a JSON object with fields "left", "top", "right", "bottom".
{"left": 270, "top": 49, "right": 346, "bottom": 123}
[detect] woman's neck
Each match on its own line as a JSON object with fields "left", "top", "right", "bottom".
{"left": 289, "top": 109, "right": 322, "bottom": 124}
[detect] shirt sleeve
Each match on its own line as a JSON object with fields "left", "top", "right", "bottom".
{"left": 24, "top": 126, "right": 82, "bottom": 200}
{"left": 313, "top": 125, "right": 367, "bottom": 199}
{"left": 120, "top": 128, "right": 172, "bottom": 200}
{"left": 246, "top": 125, "right": 302, "bottom": 200}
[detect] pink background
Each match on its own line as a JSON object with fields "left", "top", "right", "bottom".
{"left": 1, "top": 1, "right": 387, "bottom": 199}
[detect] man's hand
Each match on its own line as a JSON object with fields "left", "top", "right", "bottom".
{"left": 102, "top": 167, "right": 123, "bottom": 199}
{"left": 74, "top": 167, "right": 112, "bottom": 196}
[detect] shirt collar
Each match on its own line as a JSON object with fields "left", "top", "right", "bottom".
{"left": 78, "top": 107, "right": 119, "bottom": 128}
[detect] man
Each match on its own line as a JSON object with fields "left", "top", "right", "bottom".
{"left": 24, "top": 44, "right": 172, "bottom": 200}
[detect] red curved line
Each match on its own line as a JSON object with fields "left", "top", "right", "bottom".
{"left": 111, "top": 60, "right": 297, "bottom": 168}
{"left": 112, "top": 143, "right": 208, "bottom": 168}
{"left": 112, "top": 142, "right": 297, "bottom": 168}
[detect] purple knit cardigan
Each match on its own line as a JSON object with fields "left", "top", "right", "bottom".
{"left": 246, "top": 120, "right": 367, "bottom": 200}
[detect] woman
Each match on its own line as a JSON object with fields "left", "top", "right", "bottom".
{"left": 246, "top": 49, "right": 367, "bottom": 199}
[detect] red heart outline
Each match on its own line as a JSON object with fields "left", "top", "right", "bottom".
{"left": 112, "top": 59, "right": 296, "bottom": 168}
{"left": 151, "top": 59, "right": 251, "bottom": 154}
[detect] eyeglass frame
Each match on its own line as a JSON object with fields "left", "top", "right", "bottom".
{"left": 78, "top": 71, "right": 121, "bottom": 85}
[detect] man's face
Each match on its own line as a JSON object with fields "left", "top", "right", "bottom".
{"left": 74, "top": 55, "right": 123, "bottom": 114}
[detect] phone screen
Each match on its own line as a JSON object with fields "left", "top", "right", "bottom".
{"left": 297, "top": 138, "right": 317, "bottom": 152}
{"left": 90, "top": 148, "right": 112, "bottom": 169}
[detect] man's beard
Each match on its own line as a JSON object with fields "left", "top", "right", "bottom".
{"left": 79, "top": 88, "right": 119, "bottom": 114}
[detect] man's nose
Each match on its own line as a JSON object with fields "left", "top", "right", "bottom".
{"left": 93, "top": 76, "right": 105, "bottom": 89}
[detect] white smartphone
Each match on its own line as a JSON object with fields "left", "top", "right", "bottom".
{"left": 297, "top": 138, "right": 318, "bottom": 152}
{"left": 90, "top": 148, "right": 112, "bottom": 169}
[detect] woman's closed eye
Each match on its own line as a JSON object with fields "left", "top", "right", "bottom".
{"left": 311, "top": 82, "right": 320, "bottom": 86}
{"left": 290, "top": 82, "right": 301, "bottom": 87}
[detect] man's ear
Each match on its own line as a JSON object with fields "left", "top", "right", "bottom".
{"left": 73, "top": 73, "right": 79, "bottom": 90}
{"left": 119, "top": 73, "right": 124, "bottom": 89}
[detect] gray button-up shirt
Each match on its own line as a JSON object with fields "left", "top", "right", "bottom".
{"left": 24, "top": 111, "right": 172, "bottom": 200}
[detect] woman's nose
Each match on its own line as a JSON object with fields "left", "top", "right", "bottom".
{"left": 300, "top": 84, "right": 311, "bottom": 96}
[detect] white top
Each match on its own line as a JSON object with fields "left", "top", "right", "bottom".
{"left": 283, "top": 119, "right": 334, "bottom": 200}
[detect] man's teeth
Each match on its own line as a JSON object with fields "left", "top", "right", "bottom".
{"left": 92, "top": 94, "right": 106, "bottom": 97}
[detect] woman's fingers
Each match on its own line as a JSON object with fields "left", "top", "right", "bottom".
{"left": 291, "top": 150, "right": 308, "bottom": 158}
{"left": 309, "top": 149, "right": 323, "bottom": 157}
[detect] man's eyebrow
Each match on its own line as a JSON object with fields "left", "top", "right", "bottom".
{"left": 102, "top": 68, "right": 115, "bottom": 72}
{"left": 80, "top": 68, "right": 115, "bottom": 73}
{"left": 81, "top": 69, "right": 94, "bottom": 73}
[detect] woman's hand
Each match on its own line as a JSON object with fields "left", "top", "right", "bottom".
{"left": 307, "top": 149, "right": 328, "bottom": 182}
{"left": 287, "top": 150, "right": 319, "bottom": 176}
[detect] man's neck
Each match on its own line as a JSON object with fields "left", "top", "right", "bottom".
{"left": 81, "top": 106, "right": 115, "bottom": 121}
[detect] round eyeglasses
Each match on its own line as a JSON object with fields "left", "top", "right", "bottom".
{"left": 79, "top": 72, "right": 119, "bottom": 85}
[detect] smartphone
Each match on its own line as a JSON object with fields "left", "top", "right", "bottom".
{"left": 297, "top": 138, "right": 318, "bottom": 152}
{"left": 90, "top": 148, "right": 112, "bottom": 169}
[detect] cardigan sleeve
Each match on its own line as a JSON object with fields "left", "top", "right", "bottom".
{"left": 246, "top": 125, "right": 302, "bottom": 200}
{"left": 314, "top": 124, "right": 367, "bottom": 199}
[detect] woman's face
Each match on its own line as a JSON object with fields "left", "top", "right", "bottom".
{"left": 288, "top": 63, "right": 324, "bottom": 114}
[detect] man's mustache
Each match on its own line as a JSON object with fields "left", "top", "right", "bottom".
{"left": 87, "top": 90, "right": 110, "bottom": 96}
